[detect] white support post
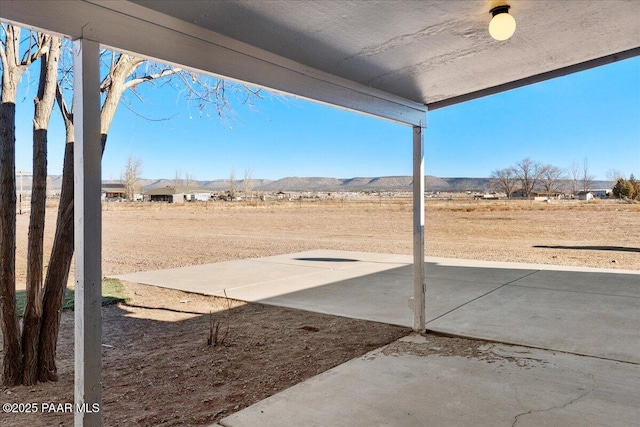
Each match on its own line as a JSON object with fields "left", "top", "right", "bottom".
{"left": 412, "top": 124, "right": 426, "bottom": 331}
{"left": 73, "top": 38, "right": 102, "bottom": 427}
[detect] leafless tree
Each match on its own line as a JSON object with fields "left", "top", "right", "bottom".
{"left": 0, "top": 24, "right": 51, "bottom": 386}
{"left": 538, "top": 164, "right": 565, "bottom": 196}
{"left": 581, "top": 157, "right": 595, "bottom": 192}
{"left": 606, "top": 169, "right": 624, "bottom": 186}
{"left": 514, "top": 158, "right": 542, "bottom": 198}
{"left": 185, "top": 172, "right": 196, "bottom": 188}
{"left": 568, "top": 161, "right": 580, "bottom": 196}
{"left": 0, "top": 27, "right": 263, "bottom": 385}
{"left": 174, "top": 170, "right": 184, "bottom": 187}
{"left": 122, "top": 156, "right": 143, "bottom": 200}
{"left": 38, "top": 48, "right": 259, "bottom": 382}
{"left": 243, "top": 168, "right": 254, "bottom": 200}
{"left": 20, "top": 35, "right": 62, "bottom": 386}
{"left": 229, "top": 169, "right": 237, "bottom": 199}
{"left": 490, "top": 167, "right": 518, "bottom": 199}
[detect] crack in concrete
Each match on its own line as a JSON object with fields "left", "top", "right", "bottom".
{"left": 511, "top": 386, "right": 596, "bottom": 427}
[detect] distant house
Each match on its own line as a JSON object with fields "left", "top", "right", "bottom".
{"left": 102, "top": 182, "right": 126, "bottom": 200}
{"left": 511, "top": 190, "right": 561, "bottom": 201}
{"left": 187, "top": 192, "right": 212, "bottom": 202}
{"left": 576, "top": 191, "right": 594, "bottom": 201}
{"left": 590, "top": 189, "right": 612, "bottom": 199}
{"left": 143, "top": 186, "right": 210, "bottom": 203}
{"left": 143, "top": 186, "right": 184, "bottom": 203}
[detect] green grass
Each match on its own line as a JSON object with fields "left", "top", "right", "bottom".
{"left": 16, "top": 278, "right": 128, "bottom": 317}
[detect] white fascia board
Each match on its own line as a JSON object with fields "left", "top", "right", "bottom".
{"left": 0, "top": 0, "right": 427, "bottom": 127}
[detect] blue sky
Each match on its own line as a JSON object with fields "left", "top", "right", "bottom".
{"left": 13, "top": 54, "right": 640, "bottom": 181}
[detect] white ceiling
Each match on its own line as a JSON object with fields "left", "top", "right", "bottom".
{"left": 131, "top": 0, "right": 640, "bottom": 108}
{"left": 2, "top": 0, "right": 639, "bottom": 124}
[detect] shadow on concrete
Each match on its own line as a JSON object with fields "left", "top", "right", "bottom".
{"left": 252, "top": 263, "right": 640, "bottom": 364}
{"left": 108, "top": 252, "right": 640, "bottom": 427}
{"left": 114, "top": 252, "right": 640, "bottom": 364}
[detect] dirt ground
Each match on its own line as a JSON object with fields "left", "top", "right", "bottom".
{"left": 2, "top": 198, "right": 639, "bottom": 426}
{"left": 14, "top": 198, "right": 640, "bottom": 284}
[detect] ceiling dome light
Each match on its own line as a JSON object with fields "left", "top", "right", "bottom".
{"left": 489, "top": 5, "right": 516, "bottom": 41}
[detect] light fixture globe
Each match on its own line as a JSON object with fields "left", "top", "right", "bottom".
{"left": 489, "top": 5, "right": 516, "bottom": 41}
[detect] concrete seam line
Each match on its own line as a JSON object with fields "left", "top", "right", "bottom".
{"left": 425, "top": 270, "right": 541, "bottom": 325}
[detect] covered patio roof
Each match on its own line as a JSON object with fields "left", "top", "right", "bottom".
{"left": 2, "top": 1, "right": 639, "bottom": 426}
{"left": 3, "top": 0, "right": 639, "bottom": 125}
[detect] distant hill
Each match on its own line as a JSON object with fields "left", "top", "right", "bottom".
{"left": 260, "top": 177, "right": 351, "bottom": 192}
{"left": 20, "top": 175, "right": 614, "bottom": 194}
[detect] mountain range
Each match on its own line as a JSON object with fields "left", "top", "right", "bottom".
{"left": 19, "top": 175, "right": 614, "bottom": 193}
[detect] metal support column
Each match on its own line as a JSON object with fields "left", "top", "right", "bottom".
{"left": 412, "top": 124, "right": 426, "bottom": 331}
{"left": 73, "top": 37, "right": 102, "bottom": 427}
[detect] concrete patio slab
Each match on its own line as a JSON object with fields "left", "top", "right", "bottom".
{"left": 509, "top": 269, "right": 640, "bottom": 297}
{"left": 114, "top": 250, "right": 640, "bottom": 362}
{"left": 233, "top": 268, "right": 416, "bottom": 326}
{"left": 218, "top": 334, "right": 640, "bottom": 427}
{"left": 115, "top": 250, "right": 404, "bottom": 294}
{"left": 261, "top": 249, "right": 402, "bottom": 267}
{"left": 117, "top": 250, "right": 640, "bottom": 427}
{"left": 428, "top": 283, "right": 640, "bottom": 364}
{"left": 426, "top": 264, "right": 539, "bottom": 284}
{"left": 116, "top": 258, "right": 324, "bottom": 295}
{"left": 249, "top": 271, "right": 509, "bottom": 325}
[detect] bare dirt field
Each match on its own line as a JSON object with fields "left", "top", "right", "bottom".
{"left": 14, "top": 198, "right": 640, "bottom": 285}
{"left": 3, "top": 198, "right": 639, "bottom": 426}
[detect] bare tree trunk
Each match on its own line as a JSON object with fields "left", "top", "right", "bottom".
{"left": 35, "top": 49, "right": 236, "bottom": 383}
{"left": 38, "top": 140, "right": 73, "bottom": 382}
{"left": 38, "top": 133, "right": 107, "bottom": 382}
{"left": 1, "top": 25, "right": 23, "bottom": 386}
{"left": 1, "top": 23, "right": 50, "bottom": 387}
{"left": 37, "top": 54, "right": 132, "bottom": 381}
{"left": 0, "top": 102, "right": 22, "bottom": 386}
{"left": 22, "top": 36, "right": 60, "bottom": 385}
{"left": 21, "top": 128, "right": 47, "bottom": 385}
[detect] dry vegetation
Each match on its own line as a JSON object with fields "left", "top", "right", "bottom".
{"left": 94, "top": 197, "right": 639, "bottom": 276}
{"left": 14, "top": 198, "right": 639, "bottom": 288}
{"left": 3, "top": 198, "right": 638, "bottom": 426}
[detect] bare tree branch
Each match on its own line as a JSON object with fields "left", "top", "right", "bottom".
{"left": 0, "top": 42, "right": 7, "bottom": 71}
{"left": 538, "top": 164, "right": 565, "bottom": 195}
{"left": 0, "top": 24, "right": 7, "bottom": 49}
{"left": 122, "top": 156, "right": 143, "bottom": 200}
{"left": 490, "top": 167, "right": 518, "bottom": 198}
{"left": 18, "top": 30, "right": 36, "bottom": 64}
{"left": 243, "top": 85, "right": 263, "bottom": 98}
{"left": 127, "top": 86, "right": 145, "bottom": 103}
{"left": 177, "top": 72, "right": 222, "bottom": 106}
{"left": 19, "top": 30, "right": 47, "bottom": 68}
{"left": 124, "top": 67, "right": 182, "bottom": 90}
{"left": 55, "top": 82, "right": 72, "bottom": 126}
{"left": 514, "top": 158, "right": 543, "bottom": 198}
{"left": 581, "top": 158, "right": 595, "bottom": 192}
{"left": 120, "top": 99, "right": 178, "bottom": 122}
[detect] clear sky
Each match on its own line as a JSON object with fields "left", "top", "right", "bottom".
{"left": 12, "top": 54, "right": 640, "bottom": 182}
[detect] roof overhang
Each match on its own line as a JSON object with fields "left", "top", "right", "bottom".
{"left": 1, "top": 0, "right": 639, "bottom": 126}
